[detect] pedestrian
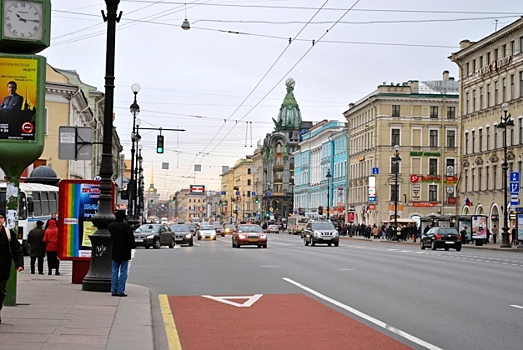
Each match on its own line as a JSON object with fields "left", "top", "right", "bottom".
{"left": 0, "top": 209, "right": 24, "bottom": 324}
{"left": 511, "top": 226, "right": 518, "bottom": 245}
{"left": 45, "top": 212, "right": 58, "bottom": 230}
{"left": 492, "top": 225, "right": 498, "bottom": 244}
{"left": 485, "top": 227, "right": 491, "bottom": 244}
{"left": 42, "top": 219, "right": 60, "bottom": 275}
{"left": 460, "top": 226, "right": 467, "bottom": 244}
{"left": 108, "top": 210, "right": 135, "bottom": 297}
{"left": 27, "top": 220, "right": 46, "bottom": 275}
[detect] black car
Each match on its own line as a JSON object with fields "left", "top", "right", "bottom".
{"left": 303, "top": 220, "right": 339, "bottom": 247}
{"left": 134, "top": 224, "right": 175, "bottom": 249}
{"left": 421, "top": 227, "right": 462, "bottom": 251}
{"left": 170, "top": 224, "right": 193, "bottom": 246}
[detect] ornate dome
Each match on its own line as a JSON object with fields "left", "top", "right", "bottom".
{"left": 25, "top": 166, "right": 60, "bottom": 186}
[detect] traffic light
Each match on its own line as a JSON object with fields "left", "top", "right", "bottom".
{"left": 318, "top": 206, "right": 323, "bottom": 214}
{"left": 156, "top": 135, "right": 164, "bottom": 154}
{"left": 172, "top": 198, "right": 176, "bottom": 203}
{"left": 150, "top": 199, "right": 154, "bottom": 206}
{"left": 219, "top": 200, "right": 222, "bottom": 206}
{"left": 255, "top": 198, "right": 259, "bottom": 204}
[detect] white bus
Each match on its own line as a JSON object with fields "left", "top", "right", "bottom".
{"left": 288, "top": 215, "right": 309, "bottom": 236}
{"left": 0, "top": 182, "right": 59, "bottom": 253}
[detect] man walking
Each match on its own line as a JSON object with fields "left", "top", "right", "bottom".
{"left": 27, "top": 220, "right": 46, "bottom": 275}
{"left": 492, "top": 225, "right": 498, "bottom": 244}
{"left": 0, "top": 209, "right": 24, "bottom": 324}
{"left": 108, "top": 210, "right": 135, "bottom": 297}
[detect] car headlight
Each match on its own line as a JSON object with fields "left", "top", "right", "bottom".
{"left": 146, "top": 234, "right": 155, "bottom": 239}
{"left": 185, "top": 234, "right": 191, "bottom": 238}
{"left": 260, "top": 234, "right": 267, "bottom": 239}
{"left": 333, "top": 231, "right": 339, "bottom": 236}
{"left": 239, "top": 234, "right": 246, "bottom": 239}
{"left": 314, "top": 231, "right": 321, "bottom": 237}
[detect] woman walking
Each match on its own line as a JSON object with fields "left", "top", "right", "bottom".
{"left": 43, "top": 219, "right": 60, "bottom": 275}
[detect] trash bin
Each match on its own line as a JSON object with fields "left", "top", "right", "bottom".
{"left": 475, "top": 239, "right": 484, "bottom": 246}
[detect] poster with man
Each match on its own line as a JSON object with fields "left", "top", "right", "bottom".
{"left": 0, "top": 56, "right": 38, "bottom": 140}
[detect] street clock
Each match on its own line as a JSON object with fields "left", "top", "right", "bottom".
{"left": 0, "top": 0, "right": 51, "bottom": 53}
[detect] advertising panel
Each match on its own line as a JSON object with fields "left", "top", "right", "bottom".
{"left": 472, "top": 215, "right": 487, "bottom": 239}
{"left": 58, "top": 180, "right": 115, "bottom": 260}
{"left": 0, "top": 56, "right": 38, "bottom": 140}
{"left": 518, "top": 214, "right": 523, "bottom": 241}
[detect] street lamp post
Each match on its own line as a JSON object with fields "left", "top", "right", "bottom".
{"left": 82, "top": 0, "right": 122, "bottom": 292}
{"left": 392, "top": 145, "right": 401, "bottom": 242}
{"left": 497, "top": 103, "right": 514, "bottom": 248}
{"left": 128, "top": 84, "right": 140, "bottom": 222}
{"left": 135, "top": 144, "right": 143, "bottom": 222}
{"left": 326, "top": 169, "right": 332, "bottom": 220}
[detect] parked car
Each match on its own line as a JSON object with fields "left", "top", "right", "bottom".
{"left": 303, "top": 220, "right": 339, "bottom": 247}
{"left": 421, "top": 227, "right": 462, "bottom": 251}
{"left": 197, "top": 224, "right": 217, "bottom": 240}
{"left": 170, "top": 224, "right": 193, "bottom": 246}
{"left": 213, "top": 222, "right": 225, "bottom": 236}
{"left": 232, "top": 224, "right": 267, "bottom": 248}
{"left": 223, "top": 223, "right": 237, "bottom": 235}
{"left": 134, "top": 224, "right": 175, "bottom": 249}
{"left": 267, "top": 224, "right": 280, "bottom": 234}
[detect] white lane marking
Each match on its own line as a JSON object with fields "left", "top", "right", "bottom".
{"left": 510, "top": 305, "right": 523, "bottom": 309}
{"left": 283, "top": 278, "right": 444, "bottom": 350}
{"left": 334, "top": 268, "right": 357, "bottom": 271}
{"left": 202, "top": 294, "right": 262, "bottom": 308}
{"left": 259, "top": 265, "right": 280, "bottom": 268}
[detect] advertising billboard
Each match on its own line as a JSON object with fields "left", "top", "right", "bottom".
{"left": 58, "top": 180, "right": 115, "bottom": 260}
{"left": 0, "top": 56, "right": 38, "bottom": 140}
{"left": 472, "top": 215, "right": 487, "bottom": 239}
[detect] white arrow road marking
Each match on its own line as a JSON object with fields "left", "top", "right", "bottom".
{"left": 202, "top": 294, "right": 263, "bottom": 308}
{"left": 510, "top": 305, "right": 523, "bottom": 309}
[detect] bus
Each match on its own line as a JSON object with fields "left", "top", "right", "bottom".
{"left": 288, "top": 215, "right": 309, "bottom": 236}
{"left": 0, "top": 182, "right": 59, "bottom": 253}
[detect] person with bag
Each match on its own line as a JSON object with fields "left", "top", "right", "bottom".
{"left": 42, "top": 219, "right": 60, "bottom": 275}
{"left": 0, "top": 209, "right": 24, "bottom": 324}
{"left": 27, "top": 220, "right": 46, "bottom": 275}
{"left": 108, "top": 210, "right": 135, "bottom": 297}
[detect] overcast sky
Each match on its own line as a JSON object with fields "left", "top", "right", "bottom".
{"left": 42, "top": 0, "right": 522, "bottom": 198}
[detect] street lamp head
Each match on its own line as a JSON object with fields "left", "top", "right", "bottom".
{"left": 502, "top": 102, "right": 510, "bottom": 112}
{"left": 131, "top": 83, "right": 140, "bottom": 94}
{"left": 138, "top": 144, "right": 143, "bottom": 150}
{"left": 130, "top": 101, "right": 140, "bottom": 116}
{"left": 394, "top": 144, "right": 400, "bottom": 152}
{"left": 326, "top": 168, "right": 332, "bottom": 179}
{"left": 181, "top": 18, "right": 190, "bottom": 30}
{"left": 135, "top": 118, "right": 141, "bottom": 127}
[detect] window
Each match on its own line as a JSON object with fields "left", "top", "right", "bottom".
{"left": 466, "top": 62, "right": 470, "bottom": 75}
{"left": 392, "top": 105, "right": 400, "bottom": 117}
{"left": 465, "top": 170, "right": 469, "bottom": 192}
{"left": 479, "top": 87, "right": 484, "bottom": 109}
{"left": 479, "top": 129, "right": 483, "bottom": 151}
{"left": 430, "top": 106, "right": 438, "bottom": 118}
{"left": 49, "top": 192, "right": 57, "bottom": 214}
{"left": 471, "top": 169, "right": 475, "bottom": 191}
{"left": 487, "top": 84, "right": 491, "bottom": 108}
{"left": 41, "top": 192, "right": 49, "bottom": 216}
{"left": 247, "top": 179, "right": 251, "bottom": 186}
{"left": 502, "top": 78, "right": 506, "bottom": 102}
{"left": 503, "top": 44, "right": 506, "bottom": 57}
{"left": 447, "top": 107, "right": 456, "bottom": 119}
{"left": 511, "top": 128, "right": 514, "bottom": 146}
{"left": 486, "top": 166, "right": 490, "bottom": 190}
{"left": 478, "top": 168, "right": 482, "bottom": 191}
{"left": 466, "top": 92, "right": 470, "bottom": 114}
{"left": 391, "top": 184, "right": 399, "bottom": 202}
{"left": 447, "top": 130, "right": 456, "bottom": 148}
{"left": 472, "top": 90, "right": 476, "bottom": 112}
{"left": 479, "top": 56, "right": 483, "bottom": 68}
{"left": 465, "top": 132, "right": 469, "bottom": 154}
{"left": 511, "top": 74, "right": 515, "bottom": 100}
{"left": 472, "top": 59, "right": 476, "bottom": 72}
{"left": 430, "top": 130, "right": 438, "bottom": 147}
{"left": 511, "top": 40, "right": 515, "bottom": 55}
{"left": 519, "top": 119, "right": 523, "bottom": 145}
{"left": 520, "top": 71, "right": 523, "bottom": 98}
{"left": 429, "top": 158, "right": 438, "bottom": 175}
{"left": 32, "top": 192, "right": 42, "bottom": 216}
{"left": 391, "top": 157, "right": 400, "bottom": 174}
{"left": 493, "top": 165, "right": 497, "bottom": 190}
{"left": 495, "top": 81, "right": 499, "bottom": 105}
{"left": 429, "top": 185, "right": 437, "bottom": 201}
{"left": 495, "top": 48, "right": 498, "bottom": 61}
{"left": 486, "top": 127, "right": 490, "bottom": 151}
{"left": 494, "top": 128, "right": 498, "bottom": 149}
{"left": 472, "top": 130, "right": 476, "bottom": 153}
{"left": 391, "top": 128, "right": 400, "bottom": 146}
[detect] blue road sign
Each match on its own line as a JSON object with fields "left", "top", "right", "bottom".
{"left": 267, "top": 190, "right": 272, "bottom": 196}
{"left": 372, "top": 167, "right": 379, "bottom": 175}
{"left": 235, "top": 191, "right": 240, "bottom": 196}
{"left": 368, "top": 196, "right": 376, "bottom": 203}
{"left": 510, "top": 182, "right": 520, "bottom": 194}
{"left": 251, "top": 191, "right": 256, "bottom": 196}
{"left": 510, "top": 172, "right": 520, "bottom": 182}
{"left": 221, "top": 191, "right": 226, "bottom": 195}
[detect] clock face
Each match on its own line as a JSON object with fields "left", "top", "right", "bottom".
{"left": 3, "top": 1, "right": 43, "bottom": 41}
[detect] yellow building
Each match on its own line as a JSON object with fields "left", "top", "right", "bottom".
{"left": 343, "top": 72, "right": 460, "bottom": 226}
{"left": 450, "top": 17, "right": 523, "bottom": 237}
{"left": 220, "top": 156, "right": 255, "bottom": 222}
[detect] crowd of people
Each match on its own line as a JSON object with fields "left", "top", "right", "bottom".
{"left": 334, "top": 223, "right": 419, "bottom": 241}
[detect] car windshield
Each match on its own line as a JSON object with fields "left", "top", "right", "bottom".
{"left": 170, "top": 225, "right": 190, "bottom": 232}
{"left": 312, "top": 222, "right": 335, "bottom": 230}
{"left": 213, "top": 223, "right": 222, "bottom": 228}
{"left": 238, "top": 225, "right": 263, "bottom": 233}
{"left": 438, "top": 228, "right": 458, "bottom": 234}
{"left": 135, "top": 224, "right": 160, "bottom": 233}
{"left": 200, "top": 225, "right": 214, "bottom": 230}
{"left": 225, "top": 224, "right": 236, "bottom": 228}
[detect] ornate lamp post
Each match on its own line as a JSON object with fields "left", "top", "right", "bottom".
{"left": 128, "top": 84, "right": 140, "bottom": 222}
{"left": 326, "top": 168, "right": 332, "bottom": 220}
{"left": 497, "top": 102, "right": 514, "bottom": 248}
{"left": 82, "top": 0, "right": 122, "bottom": 292}
{"left": 392, "top": 145, "right": 401, "bottom": 242}
{"left": 135, "top": 144, "right": 143, "bottom": 222}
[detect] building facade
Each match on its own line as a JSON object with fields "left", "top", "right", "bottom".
{"left": 450, "top": 17, "right": 523, "bottom": 233}
{"left": 343, "top": 72, "right": 460, "bottom": 226}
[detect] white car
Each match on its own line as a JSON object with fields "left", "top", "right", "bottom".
{"left": 197, "top": 225, "right": 217, "bottom": 240}
{"left": 268, "top": 224, "right": 280, "bottom": 234}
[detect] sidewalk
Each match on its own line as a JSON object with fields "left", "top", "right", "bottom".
{"left": 340, "top": 235, "right": 523, "bottom": 252}
{"left": 0, "top": 258, "right": 154, "bottom": 350}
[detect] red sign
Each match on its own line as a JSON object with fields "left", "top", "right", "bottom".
{"left": 347, "top": 212, "right": 355, "bottom": 223}
{"left": 410, "top": 174, "right": 419, "bottom": 183}
{"left": 337, "top": 207, "right": 343, "bottom": 213}
{"left": 190, "top": 185, "right": 205, "bottom": 193}
{"left": 412, "top": 202, "right": 438, "bottom": 207}
{"left": 448, "top": 197, "right": 456, "bottom": 205}
{"left": 421, "top": 175, "right": 441, "bottom": 183}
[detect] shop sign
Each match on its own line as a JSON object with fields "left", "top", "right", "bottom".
{"left": 412, "top": 183, "right": 421, "bottom": 201}
{"left": 410, "top": 152, "right": 441, "bottom": 157}
{"left": 478, "top": 56, "right": 512, "bottom": 76}
{"left": 410, "top": 174, "right": 419, "bottom": 183}
{"left": 448, "top": 197, "right": 456, "bottom": 205}
{"left": 446, "top": 176, "right": 455, "bottom": 185}
{"left": 421, "top": 175, "right": 441, "bottom": 182}
{"left": 412, "top": 202, "right": 438, "bottom": 207}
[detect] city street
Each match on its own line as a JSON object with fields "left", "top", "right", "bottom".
{"left": 128, "top": 234, "right": 523, "bottom": 350}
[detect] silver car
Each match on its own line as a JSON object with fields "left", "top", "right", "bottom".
{"left": 197, "top": 225, "right": 217, "bottom": 240}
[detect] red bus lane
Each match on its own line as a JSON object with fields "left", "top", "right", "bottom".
{"left": 166, "top": 294, "right": 413, "bottom": 350}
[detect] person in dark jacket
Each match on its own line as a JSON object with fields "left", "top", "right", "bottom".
{"left": 108, "top": 210, "right": 135, "bottom": 297}
{"left": 45, "top": 213, "right": 58, "bottom": 230}
{"left": 27, "top": 220, "right": 46, "bottom": 274}
{"left": 42, "top": 219, "right": 59, "bottom": 275}
{"left": 0, "top": 209, "right": 24, "bottom": 324}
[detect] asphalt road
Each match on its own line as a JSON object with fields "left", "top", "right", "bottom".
{"left": 128, "top": 233, "right": 523, "bottom": 350}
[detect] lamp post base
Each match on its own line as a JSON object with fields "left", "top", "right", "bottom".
{"left": 82, "top": 233, "right": 112, "bottom": 292}
{"left": 499, "top": 227, "right": 512, "bottom": 248}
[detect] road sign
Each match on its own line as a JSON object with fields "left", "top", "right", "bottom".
{"left": 511, "top": 194, "right": 519, "bottom": 206}
{"left": 372, "top": 167, "right": 379, "bottom": 175}
{"left": 221, "top": 191, "right": 226, "bottom": 195}
{"left": 235, "top": 191, "right": 240, "bottom": 196}
{"left": 267, "top": 190, "right": 272, "bottom": 196}
{"left": 251, "top": 191, "right": 256, "bottom": 196}
{"left": 446, "top": 165, "right": 454, "bottom": 176}
{"left": 510, "top": 182, "right": 520, "bottom": 194}
{"left": 368, "top": 196, "right": 376, "bottom": 203}
{"left": 446, "top": 186, "right": 454, "bottom": 194}
{"left": 368, "top": 187, "right": 376, "bottom": 195}
{"left": 510, "top": 172, "right": 520, "bottom": 182}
